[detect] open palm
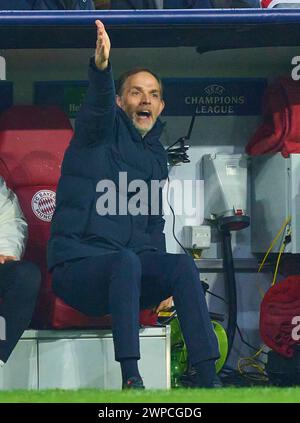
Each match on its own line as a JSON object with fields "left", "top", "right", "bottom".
{"left": 95, "top": 19, "right": 111, "bottom": 70}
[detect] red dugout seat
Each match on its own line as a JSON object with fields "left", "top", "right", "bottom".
{"left": 0, "top": 105, "right": 73, "bottom": 327}
{"left": 0, "top": 105, "right": 158, "bottom": 329}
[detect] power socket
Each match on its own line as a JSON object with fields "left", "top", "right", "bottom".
{"left": 182, "top": 225, "right": 211, "bottom": 249}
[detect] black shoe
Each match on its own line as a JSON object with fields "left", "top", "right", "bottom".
{"left": 122, "top": 376, "right": 145, "bottom": 390}
{"left": 180, "top": 371, "right": 223, "bottom": 389}
{"left": 211, "top": 375, "right": 223, "bottom": 388}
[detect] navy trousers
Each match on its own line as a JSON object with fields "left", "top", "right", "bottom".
{"left": 52, "top": 250, "right": 219, "bottom": 364}
{"left": 0, "top": 261, "right": 41, "bottom": 362}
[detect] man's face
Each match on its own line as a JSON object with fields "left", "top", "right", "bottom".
{"left": 116, "top": 71, "right": 165, "bottom": 137}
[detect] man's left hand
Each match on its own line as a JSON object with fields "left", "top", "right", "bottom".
{"left": 155, "top": 297, "right": 173, "bottom": 314}
{"left": 0, "top": 255, "right": 17, "bottom": 264}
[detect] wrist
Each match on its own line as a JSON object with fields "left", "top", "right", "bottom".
{"left": 95, "top": 59, "right": 108, "bottom": 71}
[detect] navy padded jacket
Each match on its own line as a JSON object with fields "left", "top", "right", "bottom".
{"left": 48, "top": 61, "right": 168, "bottom": 271}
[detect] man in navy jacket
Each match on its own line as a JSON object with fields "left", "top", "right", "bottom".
{"left": 48, "top": 20, "right": 220, "bottom": 389}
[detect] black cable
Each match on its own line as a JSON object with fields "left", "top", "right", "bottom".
{"left": 166, "top": 142, "right": 190, "bottom": 166}
{"left": 166, "top": 176, "right": 189, "bottom": 255}
{"left": 236, "top": 324, "right": 267, "bottom": 356}
{"left": 206, "top": 289, "right": 228, "bottom": 304}
{"left": 218, "top": 368, "right": 268, "bottom": 387}
{"left": 166, "top": 111, "right": 197, "bottom": 165}
{"left": 166, "top": 138, "right": 184, "bottom": 152}
{"left": 166, "top": 111, "right": 196, "bottom": 153}
{"left": 165, "top": 108, "right": 200, "bottom": 242}
{"left": 205, "top": 289, "right": 266, "bottom": 354}
{"left": 186, "top": 113, "right": 196, "bottom": 140}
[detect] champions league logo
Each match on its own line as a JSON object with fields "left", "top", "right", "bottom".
{"left": 185, "top": 84, "right": 245, "bottom": 115}
{"left": 31, "top": 190, "right": 56, "bottom": 222}
{"left": 204, "top": 84, "right": 225, "bottom": 96}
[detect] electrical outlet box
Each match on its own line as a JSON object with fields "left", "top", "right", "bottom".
{"left": 182, "top": 226, "right": 211, "bottom": 249}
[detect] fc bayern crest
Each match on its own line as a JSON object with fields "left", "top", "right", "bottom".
{"left": 31, "top": 190, "right": 56, "bottom": 222}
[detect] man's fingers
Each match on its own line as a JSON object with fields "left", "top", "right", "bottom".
{"left": 96, "top": 37, "right": 103, "bottom": 49}
{"left": 103, "top": 29, "right": 110, "bottom": 44}
{"left": 96, "top": 30, "right": 106, "bottom": 51}
{"left": 155, "top": 297, "right": 173, "bottom": 313}
{"left": 96, "top": 35, "right": 104, "bottom": 52}
{"left": 94, "top": 19, "right": 110, "bottom": 70}
{"left": 96, "top": 20, "right": 106, "bottom": 39}
{"left": 95, "top": 20, "right": 109, "bottom": 43}
{"left": 0, "top": 255, "right": 17, "bottom": 264}
{"left": 95, "top": 19, "right": 104, "bottom": 30}
{"left": 4, "top": 256, "right": 17, "bottom": 262}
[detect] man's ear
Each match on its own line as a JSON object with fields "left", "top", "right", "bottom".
{"left": 116, "top": 95, "right": 122, "bottom": 108}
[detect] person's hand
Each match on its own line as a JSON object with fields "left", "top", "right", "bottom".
{"left": 0, "top": 255, "right": 17, "bottom": 264}
{"left": 155, "top": 297, "right": 173, "bottom": 314}
{"left": 95, "top": 19, "right": 111, "bottom": 71}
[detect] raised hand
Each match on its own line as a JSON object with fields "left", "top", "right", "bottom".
{"left": 95, "top": 19, "right": 111, "bottom": 71}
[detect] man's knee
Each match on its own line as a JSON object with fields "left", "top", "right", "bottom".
{"left": 116, "top": 249, "right": 141, "bottom": 276}
{"left": 109, "top": 250, "right": 142, "bottom": 295}
{"left": 172, "top": 254, "right": 200, "bottom": 289}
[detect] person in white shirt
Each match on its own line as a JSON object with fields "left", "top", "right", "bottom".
{"left": 0, "top": 176, "right": 40, "bottom": 366}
